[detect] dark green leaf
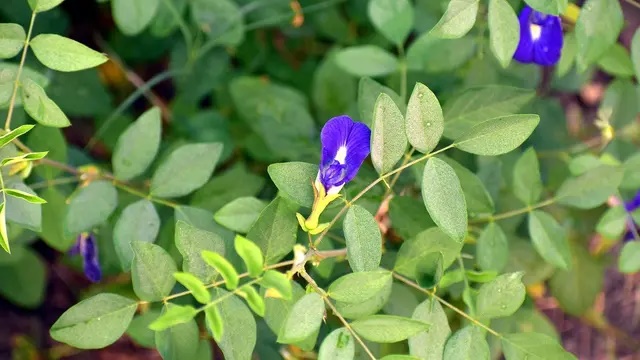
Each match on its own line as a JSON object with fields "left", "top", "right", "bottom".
{"left": 524, "top": 0, "right": 567, "bottom": 15}
{"left": 597, "top": 44, "right": 635, "bottom": 77}
{"left": 247, "top": 197, "right": 297, "bottom": 265}
{"left": 596, "top": 206, "right": 627, "bottom": 239}
{"left": 528, "top": 211, "right": 571, "bottom": 270}
{"left": 575, "top": 0, "right": 623, "bottom": 70}
{"left": 512, "top": 148, "right": 542, "bottom": 205}
{"left": 358, "top": 77, "right": 405, "bottom": 126}
{"left": 476, "top": 222, "right": 508, "bottom": 272}
{"left": 214, "top": 197, "right": 267, "bottom": 233}
{"left": 191, "top": 0, "right": 244, "bottom": 46}
{"left": 174, "top": 220, "right": 226, "bottom": 283}
{"left": 619, "top": 242, "right": 640, "bottom": 274}
{"left": 344, "top": 205, "right": 382, "bottom": 272}
{"left": 371, "top": 92, "right": 406, "bottom": 174}
{"left": 415, "top": 252, "right": 444, "bottom": 289}
{"left": 0, "top": 248, "right": 45, "bottom": 307}
{"left": 111, "top": 0, "right": 159, "bottom": 35}
{"left": 632, "top": 29, "right": 640, "bottom": 81}
{"left": 277, "top": 293, "right": 325, "bottom": 344}
{"left": 556, "top": 165, "right": 623, "bottom": 209}
{"left": 64, "top": 180, "right": 117, "bottom": 237}
{"left": 131, "top": 241, "right": 177, "bottom": 301}
{"left": 368, "top": 0, "right": 414, "bottom": 45}
{"left": 440, "top": 156, "right": 495, "bottom": 216}
{"left": 335, "top": 46, "right": 399, "bottom": 77}
{"left": 27, "top": 125, "right": 67, "bottom": 180}
{"left": 502, "top": 332, "right": 577, "bottom": 360}
{"left": 39, "top": 187, "right": 71, "bottom": 251}
{"left": 405, "top": 83, "right": 443, "bottom": 154}
{"left": 351, "top": 315, "right": 430, "bottom": 343}
{"left": 267, "top": 162, "right": 316, "bottom": 208}
{"left": 27, "top": 0, "right": 64, "bottom": 12}
{"left": 113, "top": 107, "right": 161, "bottom": 181}
{"left": 394, "top": 227, "right": 463, "bottom": 278}
{"left": 409, "top": 299, "right": 450, "bottom": 360}
{"left": 211, "top": 289, "right": 257, "bottom": 360}
{"left": 114, "top": 199, "right": 160, "bottom": 271}
{"left": 328, "top": 270, "right": 391, "bottom": 303}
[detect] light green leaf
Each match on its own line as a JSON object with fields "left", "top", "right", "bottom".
{"left": 597, "top": 44, "right": 635, "bottom": 77}
{"left": 113, "top": 107, "right": 161, "bottom": 181}
{"left": 358, "top": 77, "right": 405, "bottom": 126}
{"left": 619, "top": 242, "right": 640, "bottom": 274}
{"left": 154, "top": 304, "right": 199, "bottom": 359}
{"left": 512, "top": 148, "right": 542, "bottom": 205}
{"left": 596, "top": 206, "right": 627, "bottom": 239}
{"left": 328, "top": 270, "right": 391, "bottom": 303}
{"left": 524, "top": 0, "right": 567, "bottom": 15}
{"left": 443, "top": 326, "right": 490, "bottom": 359}
{"left": 621, "top": 153, "right": 640, "bottom": 189}
{"left": 0, "top": 67, "right": 14, "bottom": 105}
{"left": 39, "top": 187, "right": 71, "bottom": 251}
{"left": 1, "top": 151, "right": 48, "bottom": 166}
{"left": 502, "top": 333, "right": 577, "bottom": 360}
{"left": 149, "top": 304, "right": 198, "bottom": 331}
{"left": 488, "top": 0, "right": 519, "bottom": 68}
{"left": 335, "top": 46, "right": 399, "bottom": 77}
{"left": 422, "top": 157, "right": 467, "bottom": 242}
{"left": 394, "top": 227, "right": 463, "bottom": 278}
{"left": 5, "top": 182, "right": 41, "bottom": 231}
{"left": 260, "top": 270, "right": 293, "bottom": 300}
{"left": 264, "top": 282, "right": 316, "bottom": 348}
{"left": 50, "top": 293, "right": 137, "bottom": 349}
{"left": 405, "top": 83, "right": 443, "bottom": 154}
{"left": 201, "top": 250, "right": 238, "bottom": 290}
{"left": 173, "top": 272, "right": 211, "bottom": 304}
{"left": 131, "top": 241, "right": 177, "bottom": 301}
{"left": 27, "top": 126, "right": 67, "bottom": 179}
{"left": 368, "top": 0, "right": 414, "bottom": 45}
{"left": 191, "top": 0, "right": 244, "bottom": 46}
{"left": 476, "top": 221, "right": 509, "bottom": 272}
{"left": 430, "top": 0, "right": 479, "bottom": 39}
{"left": 112, "top": 0, "right": 160, "bottom": 36}
{"left": 211, "top": 289, "right": 257, "bottom": 360}
{"left": 28, "top": 0, "right": 65, "bottom": 12}
{"left": 476, "top": 272, "right": 525, "bottom": 319}
{"left": 557, "top": 33, "right": 578, "bottom": 77}
{"left": 237, "top": 285, "right": 265, "bottom": 316}
{"left": 371, "top": 93, "right": 407, "bottom": 174}
{"left": 174, "top": 220, "right": 226, "bottom": 283}
{"left": 0, "top": 24, "right": 25, "bottom": 59}
{"left": 351, "top": 315, "right": 430, "bottom": 343}
{"left": 267, "top": 162, "right": 317, "bottom": 208}
{"left": 20, "top": 77, "right": 70, "bottom": 127}
{"left": 528, "top": 211, "right": 571, "bottom": 270}
{"left": 575, "top": 0, "right": 623, "bottom": 70}
{"left": 64, "top": 180, "right": 117, "bottom": 237}
{"left": 409, "top": 298, "right": 450, "bottom": 360}
{"left": 504, "top": 239, "right": 555, "bottom": 286}
{"left": 0, "top": 248, "right": 45, "bottom": 307}
{"left": 234, "top": 234, "right": 264, "bottom": 277}
{"left": 556, "top": 165, "right": 623, "bottom": 209}
{"left": 0, "top": 124, "right": 34, "bottom": 148}
{"left": 247, "top": 197, "right": 297, "bottom": 265}
{"left": 150, "top": 143, "right": 223, "bottom": 198}
{"left": 4, "top": 188, "right": 46, "bottom": 204}
{"left": 453, "top": 114, "right": 540, "bottom": 156}
{"left": 344, "top": 205, "right": 382, "bottom": 272}
{"left": 204, "top": 305, "right": 223, "bottom": 341}
{"left": 214, "top": 197, "right": 266, "bottom": 233}
{"left": 318, "top": 328, "right": 354, "bottom": 360}
{"left": 632, "top": 29, "right": 640, "bottom": 81}
{"left": 30, "top": 34, "right": 107, "bottom": 72}
{"left": 277, "top": 293, "right": 325, "bottom": 344}
{"left": 114, "top": 199, "right": 160, "bottom": 271}
{"left": 440, "top": 156, "right": 494, "bottom": 216}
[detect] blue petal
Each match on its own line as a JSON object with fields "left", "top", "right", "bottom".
{"left": 532, "top": 14, "right": 563, "bottom": 66}
{"left": 624, "top": 190, "right": 640, "bottom": 212}
{"left": 513, "top": 6, "right": 535, "bottom": 63}
{"left": 81, "top": 234, "right": 102, "bottom": 282}
{"left": 69, "top": 234, "right": 83, "bottom": 256}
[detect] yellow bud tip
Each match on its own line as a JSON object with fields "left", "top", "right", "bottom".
{"left": 563, "top": 3, "right": 580, "bottom": 24}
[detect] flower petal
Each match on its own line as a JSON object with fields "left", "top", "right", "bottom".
{"left": 320, "top": 116, "right": 354, "bottom": 168}
{"left": 342, "top": 121, "right": 372, "bottom": 184}
{"left": 81, "top": 234, "right": 102, "bottom": 282}
{"left": 624, "top": 190, "right": 640, "bottom": 212}
{"left": 532, "top": 15, "right": 563, "bottom": 66}
{"left": 513, "top": 6, "right": 535, "bottom": 63}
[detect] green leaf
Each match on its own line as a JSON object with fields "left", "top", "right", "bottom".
{"left": 335, "top": 46, "right": 399, "bottom": 77}
{"left": 0, "top": 24, "right": 25, "bottom": 59}
{"left": 575, "top": 0, "right": 623, "bottom": 70}
{"left": 405, "top": 83, "right": 443, "bottom": 154}
{"left": 597, "top": 44, "right": 635, "bottom": 77}
{"left": 39, "top": 187, "right": 71, "bottom": 251}
{"left": 476, "top": 272, "right": 525, "bottom": 319}
{"left": 528, "top": 211, "right": 571, "bottom": 270}
{"left": 502, "top": 333, "right": 577, "bottom": 360}
{"left": 260, "top": 270, "right": 293, "bottom": 300}
{"left": 621, "top": 153, "right": 640, "bottom": 189}
{"left": 114, "top": 199, "right": 160, "bottom": 271}
{"left": 344, "top": 205, "right": 382, "bottom": 272}
{"left": 406, "top": 33, "right": 477, "bottom": 73}
{"left": 415, "top": 252, "right": 444, "bottom": 289}
{"left": 30, "top": 34, "right": 107, "bottom": 72}
{"left": 358, "top": 77, "right": 405, "bottom": 126}
{"left": 154, "top": 304, "right": 199, "bottom": 360}
{"left": 173, "top": 272, "right": 211, "bottom": 304}
{"left": 632, "top": 29, "right": 640, "bottom": 81}
{"left": 237, "top": 285, "right": 265, "bottom": 316}
{"left": 111, "top": 0, "right": 159, "bottom": 36}
{"left": 443, "top": 86, "right": 535, "bottom": 139}
{"left": 328, "top": 270, "right": 391, "bottom": 303}
{"left": 351, "top": 315, "right": 430, "bottom": 343}
{"left": 488, "top": 0, "right": 518, "bottom": 68}
{"left": 267, "top": 162, "right": 316, "bottom": 208}
{"left": 409, "top": 299, "right": 450, "bottom": 360}
{"left": 264, "top": 282, "right": 316, "bottom": 347}
{"left": 27, "top": 126, "right": 67, "bottom": 179}
{"left": 126, "top": 310, "right": 159, "bottom": 348}
{"left": 27, "top": 0, "right": 65, "bottom": 12}
{"left": 0, "top": 124, "right": 34, "bottom": 148}
{"left": 394, "top": 227, "right": 463, "bottom": 278}
{"left": 389, "top": 195, "right": 435, "bottom": 239}
{"left": 174, "top": 220, "right": 226, "bottom": 283}
{"left": 0, "top": 67, "right": 14, "bottom": 105}
{"left": 246, "top": 197, "right": 297, "bottom": 264}
{"left": 50, "top": 293, "right": 137, "bottom": 349}
{"left": 443, "top": 326, "right": 490, "bottom": 359}
{"left": 556, "top": 165, "right": 623, "bottom": 209}
{"left": 440, "top": 156, "right": 495, "bottom": 216}
{"left": 430, "top": 0, "right": 479, "bottom": 39}
{"left": 512, "top": 148, "right": 543, "bottom": 205}
{"left": 0, "top": 203, "right": 8, "bottom": 252}
{"left": 0, "top": 247, "right": 45, "bottom": 307}
{"left": 150, "top": 143, "right": 222, "bottom": 198}
{"left": 211, "top": 289, "right": 257, "bottom": 360}
{"left": 20, "top": 77, "right": 70, "bottom": 127}
{"left": 453, "top": 114, "right": 540, "bottom": 156}
{"left": 113, "top": 107, "right": 162, "bottom": 181}
{"left": 1, "top": 151, "right": 48, "bottom": 166}
{"left": 214, "top": 197, "right": 266, "bottom": 233}
{"left": 318, "top": 328, "right": 354, "bottom": 360}
{"left": 368, "top": 0, "right": 414, "bottom": 45}
{"left": 64, "top": 180, "right": 117, "bottom": 237}
{"left": 234, "top": 234, "right": 264, "bottom": 277}
{"left": 5, "top": 182, "right": 41, "bottom": 231}
{"left": 149, "top": 304, "right": 198, "bottom": 331}
{"left": 476, "top": 222, "right": 509, "bottom": 272}
{"left": 619, "top": 242, "right": 640, "bottom": 274}
{"left": 204, "top": 305, "right": 224, "bottom": 341}
{"left": 277, "top": 292, "right": 325, "bottom": 344}
{"left": 557, "top": 33, "right": 578, "bottom": 77}
{"left": 201, "top": 250, "right": 239, "bottom": 290}
{"left": 191, "top": 0, "right": 244, "bottom": 46}
{"left": 596, "top": 206, "right": 627, "bottom": 239}
{"left": 422, "top": 157, "right": 467, "bottom": 242}
{"left": 523, "top": 0, "right": 567, "bottom": 15}
{"left": 371, "top": 93, "right": 407, "bottom": 175}
{"left": 4, "top": 188, "right": 46, "bottom": 204}
{"left": 131, "top": 241, "right": 177, "bottom": 301}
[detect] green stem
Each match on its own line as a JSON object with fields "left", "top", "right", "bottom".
{"left": 197, "top": 278, "right": 263, "bottom": 312}
{"left": 470, "top": 198, "right": 556, "bottom": 224}
{"left": 161, "top": 0, "right": 193, "bottom": 55}
{"left": 4, "top": 11, "right": 37, "bottom": 130}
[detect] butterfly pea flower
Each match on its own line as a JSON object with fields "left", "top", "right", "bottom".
{"left": 297, "top": 116, "right": 371, "bottom": 234}
{"left": 69, "top": 232, "right": 102, "bottom": 282}
{"left": 513, "top": 5, "right": 563, "bottom": 66}
{"left": 623, "top": 190, "right": 640, "bottom": 242}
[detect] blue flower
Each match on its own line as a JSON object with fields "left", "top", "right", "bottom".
{"left": 69, "top": 233, "right": 102, "bottom": 282}
{"left": 623, "top": 191, "right": 640, "bottom": 242}
{"left": 513, "top": 5, "right": 563, "bottom": 66}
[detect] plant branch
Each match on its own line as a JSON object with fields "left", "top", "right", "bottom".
{"left": 470, "top": 198, "right": 556, "bottom": 224}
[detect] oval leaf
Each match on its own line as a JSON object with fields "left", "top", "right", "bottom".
{"left": 114, "top": 199, "right": 160, "bottom": 271}
{"left": 267, "top": 162, "right": 317, "bottom": 208}
{"left": 528, "top": 211, "right": 572, "bottom": 270}
{"left": 443, "top": 326, "right": 490, "bottom": 359}
{"left": 405, "top": 83, "right": 444, "bottom": 154}
{"left": 453, "top": 114, "right": 540, "bottom": 156}
{"left": 502, "top": 332, "right": 577, "bottom": 360}
{"left": 344, "top": 205, "right": 382, "bottom": 272}
{"left": 113, "top": 107, "right": 162, "bottom": 181}
{"left": 131, "top": 241, "right": 177, "bottom": 301}
{"left": 277, "top": 292, "right": 325, "bottom": 344}
{"left": 64, "top": 180, "right": 117, "bottom": 237}
{"left": 335, "top": 45, "right": 399, "bottom": 77}
{"left": 476, "top": 272, "right": 525, "bottom": 319}
{"left": 488, "top": 0, "right": 519, "bottom": 68}
{"left": 173, "top": 272, "right": 211, "bottom": 304}
{"left": 30, "top": 34, "right": 107, "bottom": 72}
{"left": 0, "top": 24, "right": 25, "bottom": 59}
{"left": 328, "top": 270, "right": 392, "bottom": 303}
{"left": 409, "top": 299, "right": 450, "bottom": 360}
{"left": 371, "top": 93, "right": 407, "bottom": 174}
{"left": 20, "top": 77, "right": 70, "bottom": 127}
{"left": 430, "top": 0, "right": 479, "bottom": 39}
{"left": 351, "top": 315, "right": 430, "bottom": 343}
{"left": 368, "top": 0, "right": 414, "bottom": 45}
{"left": 201, "top": 250, "right": 239, "bottom": 290}
{"left": 149, "top": 304, "right": 198, "bottom": 331}
{"left": 234, "top": 235, "right": 264, "bottom": 277}
{"left": 318, "top": 328, "right": 355, "bottom": 360}
{"left": 476, "top": 222, "right": 509, "bottom": 272}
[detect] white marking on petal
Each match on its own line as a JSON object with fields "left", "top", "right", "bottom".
{"left": 334, "top": 146, "right": 347, "bottom": 164}
{"left": 530, "top": 24, "right": 542, "bottom": 41}
{"left": 327, "top": 184, "right": 344, "bottom": 195}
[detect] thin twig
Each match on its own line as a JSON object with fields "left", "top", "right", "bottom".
{"left": 470, "top": 198, "right": 556, "bottom": 224}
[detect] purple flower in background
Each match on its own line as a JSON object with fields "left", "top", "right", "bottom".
{"left": 316, "top": 115, "right": 371, "bottom": 195}
{"left": 513, "top": 5, "right": 563, "bottom": 66}
{"left": 624, "top": 191, "right": 640, "bottom": 242}
{"left": 69, "top": 233, "right": 102, "bottom": 282}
